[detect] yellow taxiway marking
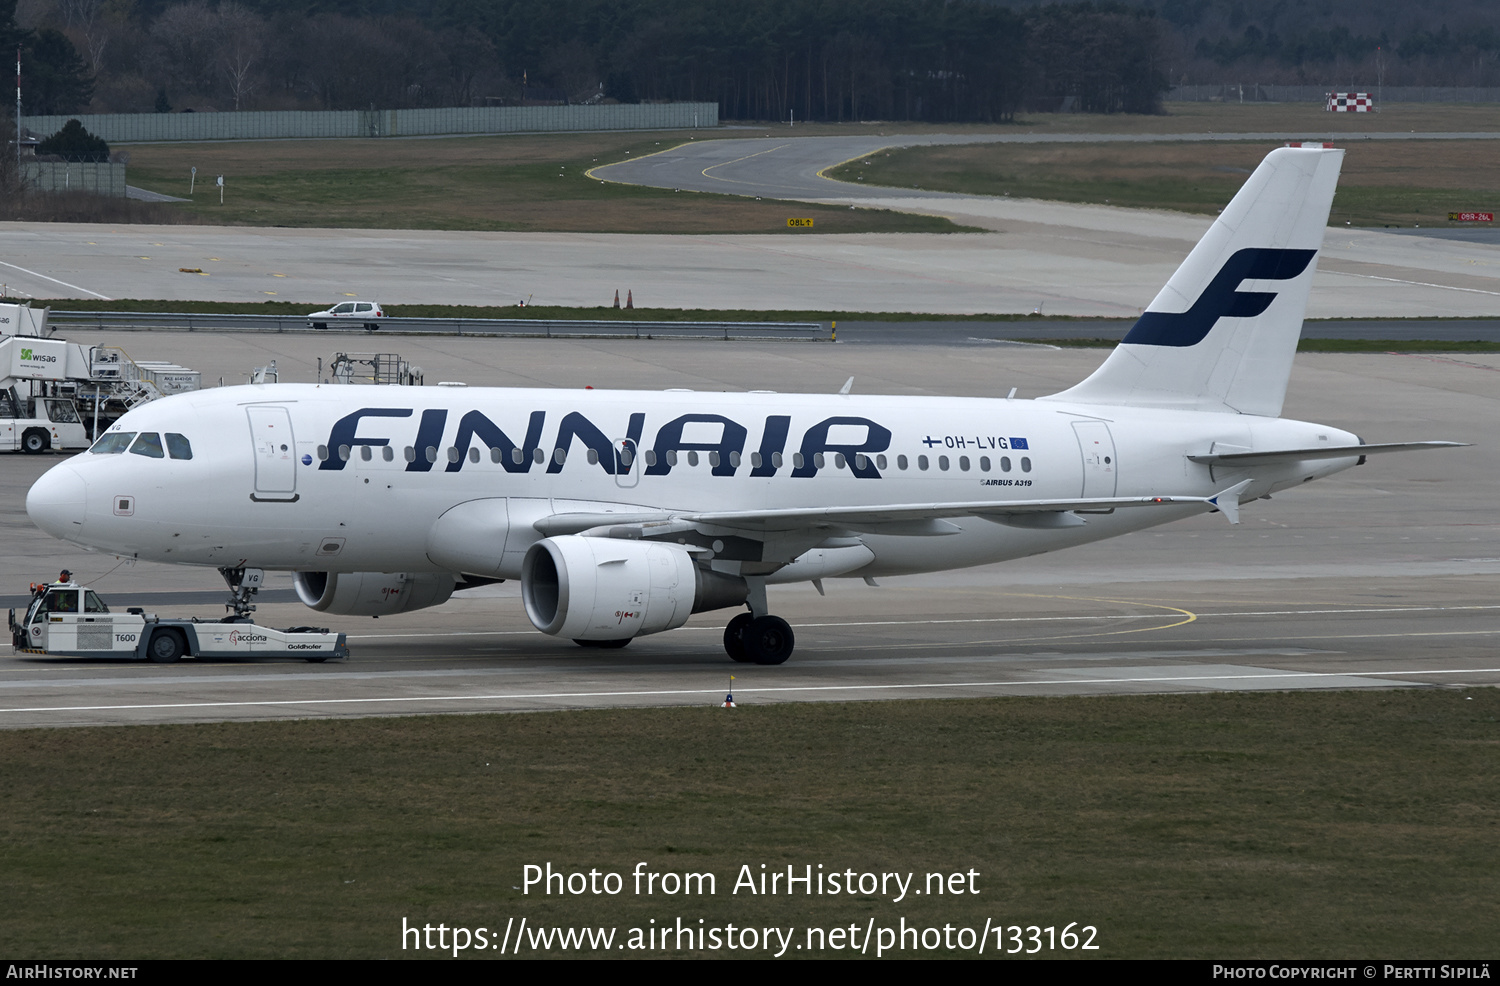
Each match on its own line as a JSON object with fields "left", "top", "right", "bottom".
{"left": 339, "top": 603, "right": 1500, "bottom": 642}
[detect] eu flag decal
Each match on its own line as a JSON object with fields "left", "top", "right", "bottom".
{"left": 1009, "top": 437, "right": 1029, "bottom": 450}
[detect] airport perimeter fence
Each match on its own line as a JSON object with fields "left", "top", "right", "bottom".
{"left": 20, "top": 161, "right": 127, "bottom": 196}
{"left": 1170, "top": 84, "right": 1500, "bottom": 103}
{"left": 18, "top": 103, "right": 719, "bottom": 144}
{"left": 45, "top": 310, "right": 829, "bottom": 341}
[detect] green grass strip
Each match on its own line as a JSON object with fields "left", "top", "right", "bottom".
{"left": 1, "top": 690, "right": 1495, "bottom": 958}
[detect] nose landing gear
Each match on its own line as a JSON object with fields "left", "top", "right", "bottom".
{"left": 219, "top": 566, "right": 263, "bottom": 621}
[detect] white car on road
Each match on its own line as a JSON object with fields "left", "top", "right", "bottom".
{"left": 307, "top": 301, "right": 384, "bottom": 330}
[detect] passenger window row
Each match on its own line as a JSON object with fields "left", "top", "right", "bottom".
{"left": 311, "top": 444, "right": 1031, "bottom": 474}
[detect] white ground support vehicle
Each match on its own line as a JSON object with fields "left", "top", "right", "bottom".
{"left": 9, "top": 580, "right": 350, "bottom": 663}
{"left": 0, "top": 302, "right": 200, "bottom": 446}
{"left": 307, "top": 301, "right": 384, "bottom": 331}
{"left": 0, "top": 386, "right": 89, "bottom": 453}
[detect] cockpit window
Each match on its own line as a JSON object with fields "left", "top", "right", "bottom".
{"left": 165, "top": 433, "right": 193, "bottom": 460}
{"left": 90, "top": 432, "right": 135, "bottom": 454}
{"left": 129, "top": 433, "right": 165, "bottom": 458}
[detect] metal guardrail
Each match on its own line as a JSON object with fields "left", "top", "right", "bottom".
{"left": 45, "top": 311, "right": 831, "bottom": 341}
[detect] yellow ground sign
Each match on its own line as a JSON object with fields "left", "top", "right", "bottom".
{"left": 787, "top": 218, "right": 814, "bottom": 227}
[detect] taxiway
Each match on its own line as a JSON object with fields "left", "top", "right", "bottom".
{"left": 3, "top": 334, "right": 1495, "bottom": 728}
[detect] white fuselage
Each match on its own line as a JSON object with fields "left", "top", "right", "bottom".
{"left": 26, "top": 383, "right": 1360, "bottom": 580}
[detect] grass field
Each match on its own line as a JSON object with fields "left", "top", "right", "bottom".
{"left": 1, "top": 690, "right": 1496, "bottom": 958}
{"left": 828, "top": 138, "right": 1499, "bottom": 227}
{"left": 123, "top": 131, "right": 968, "bottom": 234}
{"left": 1009, "top": 100, "right": 1500, "bottom": 135}
{"left": 116, "top": 103, "right": 1500, "bottom": 233}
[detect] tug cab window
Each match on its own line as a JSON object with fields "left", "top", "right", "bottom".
{"left": 44, "top": 399, "right": 80, "bottom": 423}
{"left": 40, "top": 589, "right": 78, "bottom": 613}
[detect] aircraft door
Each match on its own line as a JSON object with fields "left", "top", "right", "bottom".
{"left": 614, "top": 438, "right": 640, "bottom": 489}
{"left": 1073, "top": 420, "right": 1117, "bottom": 498}
{"left": 247, "top": 406, "right": 298, "bottom": 499}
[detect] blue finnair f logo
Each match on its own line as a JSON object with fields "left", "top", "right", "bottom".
{"left": 1122, "top": 248, "right": 1317, "bottom": 348}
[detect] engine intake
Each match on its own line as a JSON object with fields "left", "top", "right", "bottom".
{"left": 522, "top": 536, "right": 746, "bottom": 641}
{"left": 293, "top": 571, "right": 456, "bottom": 616}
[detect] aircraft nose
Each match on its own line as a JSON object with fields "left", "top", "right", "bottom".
{"left": 27, "top": 463, "right": 89, "bottom": 540}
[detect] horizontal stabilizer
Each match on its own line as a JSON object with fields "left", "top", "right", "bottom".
{"left": 1188, "top": 441, "right": 1467, "bottom": 466}
{"left": 1207, "top": 480, "right": 1253, "bottom": 524}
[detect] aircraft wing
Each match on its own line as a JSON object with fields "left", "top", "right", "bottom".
{"left": 680, "top": 488, "right": 1249, "bottom": 533}
{"left": 1188, "top": 441, "right": 1466, "bottom": 466}
{"left": 536, "top": 485, "right": 1249, "bottom": 539}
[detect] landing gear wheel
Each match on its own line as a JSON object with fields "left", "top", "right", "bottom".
{"left": 724, "top": 612, "right": 754, "bottom": 663}
{"left": 21, "top": 429, "right": 48, "bottom": 454}
{"left": 573, "top": 638, "right": 631, "bottom": 649}
{"left": 147, "top": 630, "right": 185, "bottom": 664}
{"left": 743, "top": 616, "right": 795, "bottom": 666}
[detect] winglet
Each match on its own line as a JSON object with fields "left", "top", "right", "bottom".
{"left": 1207, "top": 479, "right": 1253, "bottom": 524}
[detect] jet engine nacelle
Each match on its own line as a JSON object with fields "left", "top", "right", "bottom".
{"left": 522, "top": 535, "right": 746, "bottom": 641}
{"left": 293, "top": 571, "right": 456, "bottom": 617}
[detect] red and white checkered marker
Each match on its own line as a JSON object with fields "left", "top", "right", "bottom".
{"left": 1326, "top": 92, "right": 1373, "bottom": 112}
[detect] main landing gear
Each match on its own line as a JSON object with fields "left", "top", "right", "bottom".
{"left": 722, "top": 578, "right": 795, "bottom": 665}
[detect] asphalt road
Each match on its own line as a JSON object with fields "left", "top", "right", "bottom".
{"left": 836, "top": 319, "right": 1500, "bottom": 344}
{"left": 592, "top": 131, "right": 1500, "bottom": 202}
{"left": 37, "top": 312, "right": 1500, "bottom": 344}
{"left": 4, "top": 335, "right": 1495, "bottom": 728}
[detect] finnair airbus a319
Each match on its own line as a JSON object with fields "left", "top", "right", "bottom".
{"left": 26, "top": 147, "right": 1461, "bottom": 664}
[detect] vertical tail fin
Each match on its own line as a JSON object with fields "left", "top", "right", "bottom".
{"left": 1042, "top": 147, "right": 1344, "bottom": 417}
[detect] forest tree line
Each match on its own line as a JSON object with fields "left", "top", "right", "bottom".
{"left": 3, "top": 0, "right": 1496, "bottom": 124}
{"left": 4, "top": 0, "right": 1165, "bottom": 120}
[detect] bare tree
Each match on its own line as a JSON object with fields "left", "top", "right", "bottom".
{"left": 150, "top": 1, "right": 218, "bottom": 104}
{"left": 440, "top": 27, "right": 496, "bottom": 106}
{"left": 216, "top": 2, "right": 265, "bottom": 110}
{"left": 539, "top": 38, "right": 600, "bottom": 102}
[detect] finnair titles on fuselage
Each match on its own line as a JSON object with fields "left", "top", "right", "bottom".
{"left": 25, "top": 148, "right": 1461, "bottom": 664}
